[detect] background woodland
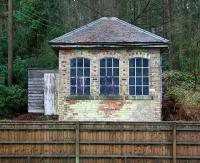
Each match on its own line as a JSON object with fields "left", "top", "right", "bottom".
{"left": 0, "top": 0, "right": 200, "bottom": 120}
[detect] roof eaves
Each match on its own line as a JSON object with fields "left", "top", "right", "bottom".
{"left": 49, "top": 42, "right": 169, "bottom": 49}
{"left": 49, "top": 41, "right": 169, "bottom": 45}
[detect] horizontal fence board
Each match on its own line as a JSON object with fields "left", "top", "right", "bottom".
{"left": 79, "top": 154, "right": 172, "bottom": 159}
{"left": 0, "top": 121, "right": 199, "bottom": 162}
{"left": 0, "top": 155, "right": 75, "bottom": 158}
{"left": 0, "top": 128, "right": 75, "bottom": 131}
{"left": 80, "top": 128, "right": 172, "bottom": 131}
{"left": 0, "top": 141, "right": 75, "bottom": 144}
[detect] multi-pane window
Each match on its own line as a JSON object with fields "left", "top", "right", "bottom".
{"left": 70, "top": 58, "right": 90, "bottom": 95}
{"left": 100, "top": 58, "right": 119, "bottom": 96}
{"left": 129, "top": 58, "right": 149, "bottom": 95}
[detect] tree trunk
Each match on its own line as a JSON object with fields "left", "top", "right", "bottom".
{"left": 194, "top": 72, "right": 198, "bottom": 91}
{"left": 0, "top": 0, "right": 4, "bottom": 35}
{"left": 165, "top": 0, "right": 173, "bottom": 68}
{"left": 8, "top": 0, "right": 13, "bottom": 86}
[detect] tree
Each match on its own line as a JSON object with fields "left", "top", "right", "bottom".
{"left": 184, "top": 28, "right": 200, "bottom": 90}
{"left": 164, "top": 0, "right": 173, "bottom": 68}
{"left": 7, "top": 0, "right": 13, "bottom": 86}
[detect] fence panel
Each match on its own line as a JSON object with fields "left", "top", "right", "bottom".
{"left": 0, "top": 121, "right": 199, "bottom": 163}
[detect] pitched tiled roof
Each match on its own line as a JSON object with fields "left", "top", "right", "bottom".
{"left": 49, "top": 17, "right": 169, "bottom": 47}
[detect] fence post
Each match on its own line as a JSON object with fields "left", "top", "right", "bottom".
{"left": 124, "top": 157, "right": 128, "bottom": 163}
{"left": 172, "top": 122, "right": 176, "bottom": 163}
{"left": 76, "top": 121, "right": 80, "bottom": 163}
{"left": 27, "top": 156, "right": 30, "bottom": 163}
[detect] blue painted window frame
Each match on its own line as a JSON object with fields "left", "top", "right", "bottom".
{"left": 100, "top": 58, "right": 119, "bottom": 96}
{"left": 70, "top": 58, "right": 90, "bottom": 96}
{"left": 129, "top": 58, "right": 149, "bottom": 95}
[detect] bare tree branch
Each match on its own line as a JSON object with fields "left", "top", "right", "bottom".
{"left": 132, "top": 0, "right": 151, "bottom": 23}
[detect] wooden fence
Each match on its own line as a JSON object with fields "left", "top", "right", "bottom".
{"left": 0, "top": 121, "right": 200, "bottom": 163}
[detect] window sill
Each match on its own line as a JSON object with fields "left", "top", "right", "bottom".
{"left": 125, "top": 95, "right": 153, "bottom": 100}
{"left": 65, "top": 95, "right": 123, "bottom": 100}
{"left": 65, "top": 95, "right": 153, "bottom": 100}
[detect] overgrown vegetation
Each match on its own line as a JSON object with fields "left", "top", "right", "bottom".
{"left": 0, "top": 85, "right": 27, "bottom": 115}
{"left": 164, "top": 71, "right": 200, "bottom": 107}
{"left": 162, "top": 71, "right": 200, "bottom": 121}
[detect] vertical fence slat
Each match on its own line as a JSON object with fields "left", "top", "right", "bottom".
{"left": 172, "top": 122, "right": 176, "bottom": 163}
{"left": 27, "top": 156, "right": 30, "bottom": 163}
{"left": 76, "top": 121, "right": 80, "bottom": 163}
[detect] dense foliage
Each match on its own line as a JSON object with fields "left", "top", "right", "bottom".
{"left": 163, "top": 71, "right": 200, "bottom": 121}
{"left": 0, "top": 84, "right": 27, "bottom": 115}
{"left": 0, "top": 0, "right": 200, "bottom": 116}
{"left": 164, "top": 71, "right": 200, "bottom": 107}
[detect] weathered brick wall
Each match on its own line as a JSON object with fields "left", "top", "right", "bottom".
{"left": 58, "top": 49, "right": 162, "bottom": 121}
